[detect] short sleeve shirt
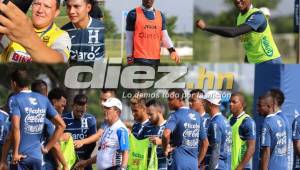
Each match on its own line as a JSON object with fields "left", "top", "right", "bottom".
{"left": 9, "top": 90, "right": 57, "bottom": 160}
{"left": 63, "top": 112, "right": 97, "bottom": 159}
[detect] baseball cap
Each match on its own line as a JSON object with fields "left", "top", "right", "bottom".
{"left": 102, "top": 98, "right": 122, "bottom": 111}
{"left": 204, "top": 91, "right": 222, "bottom": 106}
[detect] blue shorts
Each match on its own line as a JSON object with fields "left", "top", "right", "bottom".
{"left": 10, "top": 156, "right": 42, "bottom": 170}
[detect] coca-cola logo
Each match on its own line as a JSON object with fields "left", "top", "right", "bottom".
{"left": 183, "top": 128, "right": 200, "bottom": 138}
{"left": 25, "top": 113, "right": 45, "bottom": 123}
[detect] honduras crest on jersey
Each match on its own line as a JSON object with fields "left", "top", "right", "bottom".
{"left": 62, "top": 17, "right": 105, "bottom": 63}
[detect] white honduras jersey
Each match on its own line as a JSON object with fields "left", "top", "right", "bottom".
{"left": 96, "top": 119, "right": 129, "bottom": 170}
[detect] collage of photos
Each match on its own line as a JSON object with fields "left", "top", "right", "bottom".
{"left": 0, "top": 0, "right": 299, "bottom": 170}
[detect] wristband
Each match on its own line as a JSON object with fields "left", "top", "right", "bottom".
{"left": 168, "top": 47, "right": 176, "bottom": 54}
{"left": 127, "top": 55, "right": 134, "bottom": 64}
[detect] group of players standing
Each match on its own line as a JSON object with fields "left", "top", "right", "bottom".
{"left": 1, "top": 68, "right": 300, "bottom": 170}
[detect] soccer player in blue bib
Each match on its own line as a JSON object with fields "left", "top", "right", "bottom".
{"left": 162, "top": 88, "right": 207, "bottom": 170}
{"left": 63, "top": 94, "right": 97, "bottom": 170}
{"left": 130, "top": 94, "right": 152, "bottom": 139}
{"left": 8, "top": 69, "right": 66, "bottom": 170}
{"left": 62, "top": 0, "right": 105, "bottom": 64}
{"left": 258, "top": 93, "right": 288, "bottom": 170}
{"left": 203, "top": 91, "right": 232, "bottom": 170}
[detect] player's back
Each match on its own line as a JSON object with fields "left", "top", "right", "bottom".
{"left": 264, "top": 114, "right": 288, "bottom": 169}
{"left": 207, "top": 113, "right": 232, "bottom": 170}
{"left": 9, "top": 91, "right": 56, "bottom": 160}
{"left": 171, "top": 108, "right": 202, "bottom": 151}
{"left": 165, "top": 107, "right": 205, "bottom": 169}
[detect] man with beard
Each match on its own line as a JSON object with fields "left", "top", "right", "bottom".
{"left": 130, "top": 93, "right": 152, "bottom": 139}
{"left": 63, "top": 94, "right": 97, "bottom": 170}
{"left": 140, "top": 99, "right": 167, "bottom": 169}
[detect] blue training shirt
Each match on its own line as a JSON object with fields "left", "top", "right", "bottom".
{"left": 126, "top": 7, "right": 166, "bottom": 31}
{"left": 41, "top": 118, "right": 57, "bottom": 169}
{"left": 9, "top": 90, "right": 57, "bottom": 160}
{"left": 201, "top": 112, "right": 210, "bottom": 132}
{"left": 277, "top": 110, "right": 293, "bottom": 169}
{"left": 63, "top": 112, "right": 97, "bottom": 160}
{"left": 141, "top": 121, "right": 167, "bottom": 170}
{"left": 132, "top": 120, "right": 152, "bottom": 139}
{"left": 206, "top": 113, "right": 232, "bottom": 170}
{"left": 0, "top": 109, "right": 9, "bottom": 145}
{"left": 165, "top": 107, "right": 207, "bottom": 170}
{"left": 61, "top": 17, "right": 105, "bottom": 63}
{"left": 244, "top": 11, "right": 267, "bottom": 32}
{"left": 293, "top": 116, "right": 300, "bottom": 169}
{"left": 260, "top": 113, "right": 288, "bottom": 170}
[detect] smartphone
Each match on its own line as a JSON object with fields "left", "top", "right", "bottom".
{"left": 0, "top": 0, "right": 33, "bottom": 53}
{"left": 2, "top": 0, "right": 33, "bottom": 13}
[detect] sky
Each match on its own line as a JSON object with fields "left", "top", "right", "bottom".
{"left": 195, "top": 0, "right": 294, "bottom": 17}
{"left": 105, "top": 0, "right": 194, "bottom": 33}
